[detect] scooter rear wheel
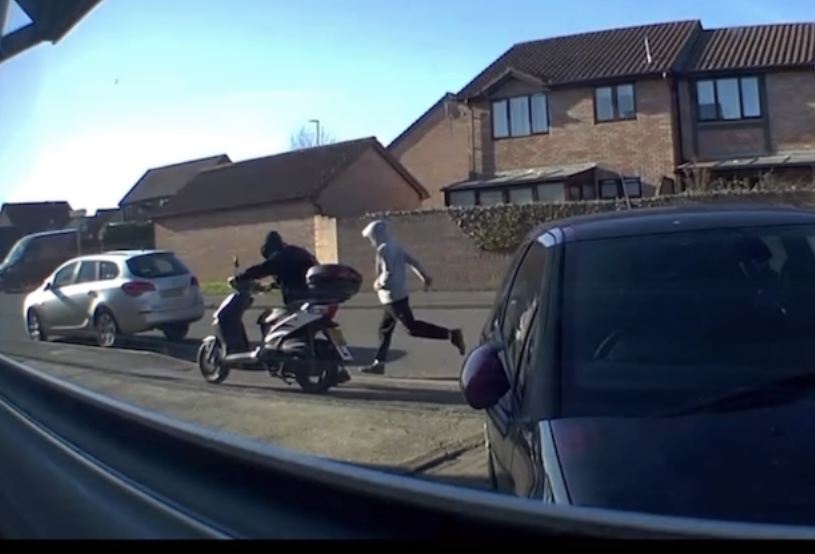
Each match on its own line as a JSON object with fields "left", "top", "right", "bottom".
{"left": 198, "top": 336, "right": 230, "bottom": 384}
{"left": 280, "top": 338, "right": 338, "bottom": 394}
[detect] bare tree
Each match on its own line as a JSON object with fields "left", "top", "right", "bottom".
{"left": 289, "top": 124, "right": 336, "bottom": 150}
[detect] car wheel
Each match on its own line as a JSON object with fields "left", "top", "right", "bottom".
{"left": 26, "top": 309, "right": 48, "bottom": 342}
{"left": 161, "top": 323, "right": 190, "bottom": 342}
{"left": 94, "top": 308, "right": 120, "bottom": 348}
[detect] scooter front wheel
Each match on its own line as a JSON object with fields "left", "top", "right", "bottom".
{"left": 198, "top": 336, "right": 230, "bottom": 384}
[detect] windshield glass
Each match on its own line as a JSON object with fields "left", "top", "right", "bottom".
{"left": 2, "top": 235, "right": 30, "bottom": 265}
{"left": 561, "top": 224, "right": 815, "bottom": 417}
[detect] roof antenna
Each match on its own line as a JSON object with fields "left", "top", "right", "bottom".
{"left": 643, "top": 36, "right": 653, "bottom": 64}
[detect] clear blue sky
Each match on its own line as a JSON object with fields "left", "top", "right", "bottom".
{"left": 0, "top": 0, "right": 811, "bottom": 212}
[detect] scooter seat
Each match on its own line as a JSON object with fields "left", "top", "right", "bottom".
{"left": 264, "top": 308, "right": 289, "bottom": 324}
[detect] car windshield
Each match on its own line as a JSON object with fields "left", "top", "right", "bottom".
{"left": 561, "top": 224, "right": 815, "bottom": 417}
{"left": 126, "top": 253, "right": 189, "bottom": 279}
{"left": 2, "top": 236, "right": 30, "bottom": 265}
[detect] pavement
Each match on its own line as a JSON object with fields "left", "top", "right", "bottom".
{"left": 0, "top": 292, "right": 491, "bottom": 380}
{"left": 0, "top": 291, "right": 493, "bottom": 489}
{"left": 203, "top": 290, "right": 496, "bottom": 311}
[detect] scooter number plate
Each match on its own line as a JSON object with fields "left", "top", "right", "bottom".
{"left": 325, "top": 328, "right": 354, "bottom": 362}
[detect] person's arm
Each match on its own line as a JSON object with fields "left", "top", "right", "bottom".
{"left": 373, "top": 244, "right": 392, "bottom": 290}
{"left": 234, "top": 257, "right": 280, "bottom": 282}
{"left": 404, "top": 250, "right": 432, "bottom": 289}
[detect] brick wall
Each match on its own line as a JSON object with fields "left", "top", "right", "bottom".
{"left": 155, "top": 201, "right": 317, "bottom": 282}
{"left": 331, "top": 190, "right": 815, "bottom": 292}
{"left": 336, "top": 212, "right": 511, "bottom": 291}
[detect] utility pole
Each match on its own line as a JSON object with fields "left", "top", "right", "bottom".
{"left": 308, "top": 118, "right": 321, "bottom": 146}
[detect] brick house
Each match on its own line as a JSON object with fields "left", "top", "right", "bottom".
{"left": 118, "top": 154, "right": 232, "bottom": 221}
{"left": 389, "top": 20, "right": 815, "bottom": 207}
{"left": 152, "top": 137, "right": 428, "bottom": 281}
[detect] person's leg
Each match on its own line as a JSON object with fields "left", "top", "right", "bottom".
{"left": 391, "top": 297, "right": 466, "bottom": 355}
{"left": 361, "top": 306, "right": 397, "bottom": 375}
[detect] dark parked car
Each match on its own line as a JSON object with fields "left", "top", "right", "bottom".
{"left": 0, "top": 229, "right": 78, "bottom": 292}
{"left": 461, "top": 205, "right": 815, "bottom": 526}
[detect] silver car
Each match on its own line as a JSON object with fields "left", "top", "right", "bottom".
{"left": 22, "top": 250, "right": 205, "bottom": 347}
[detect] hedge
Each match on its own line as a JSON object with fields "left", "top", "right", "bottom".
{"left": 446, "top": 188, "right": 815, "bottom": 251}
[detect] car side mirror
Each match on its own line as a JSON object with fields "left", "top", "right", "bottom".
{"left": 460, "top": 342, "right": 510, "bottom": 410}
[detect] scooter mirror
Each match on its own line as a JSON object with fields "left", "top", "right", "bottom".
{"left": 233, "top": 256, "right": 240, "bottom": 269}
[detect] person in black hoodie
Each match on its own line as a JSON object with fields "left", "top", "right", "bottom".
{"left": 232, "top": 230, "right": 317, "bottom": 306}
{"left": 232, "top": 230, "right": 351, "bottom": 384}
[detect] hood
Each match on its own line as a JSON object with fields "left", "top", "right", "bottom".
{"left": 551, "top": 398, "right": 815, "bottom": 526}
{"left": 361, "top": 219, "right": 391, "bottom": 247}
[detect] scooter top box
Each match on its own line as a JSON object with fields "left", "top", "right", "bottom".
{"left": 306, "top": 263, "right": 362, "bottom": 304}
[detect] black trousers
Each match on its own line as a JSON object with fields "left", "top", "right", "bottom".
{"left": 374, "top": 296, "right": 450, "bottom": 362}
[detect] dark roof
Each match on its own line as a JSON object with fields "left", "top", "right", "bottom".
{"left": 678, "top": 151, "right": 815, "bottom": 170}
{"left": 534, "top": 205, "right": 815, "bottom": 243}
{"left": 684, "top": 23, "right": 815, "bottom": 73}
{"left": 0, "top": 201, "right": 73, "bottom": 234}
{"left": 387, "top": 93, "right": 456, "bottom": 153}
{"left": 444, "top": 162, "right": 596, "bottom": 192}
{"left": 156, "top": 138, "right": 428, "bottom": 218}
{"left": 1, "top": 0, "right": 102, "bottom": 64}
{"left": 118, "top": 154, "right": 231, "bottom": 206}
{"left": 458, "top": 20, "right": 701, "bottom": 97}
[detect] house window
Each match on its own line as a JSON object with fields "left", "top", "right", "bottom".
{"left": 508, "top": 187, "right": 534, "bottom": 204}
{"left": 594, "top": 84, "right": 636, "bottom": 122}
{"left": 478, "top": 190, "right": 505, "bottom": 205}
{"left": 599, "top": 180, "right": 619, "bottom": 199}
{"left": 623, "top": 178, "right": 643, "bottom": 198}
{"left": 536, "top": 182, "right": 566, "bottom": 203}
{"left": 492, "top": 93, "right": 549, "bottom": 138}
{"left": 448, "top": 190, "right": 476, "bottom": 206}
{"left": 696, "top": 77, "right": 761, "bottom": 122}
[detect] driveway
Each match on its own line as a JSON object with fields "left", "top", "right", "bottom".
{"left": 1, "top": 292, "right": 490, "bottom": 380}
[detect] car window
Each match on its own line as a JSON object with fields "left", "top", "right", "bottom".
{"left": 561, "top": 224, "right": 815, "bottom": 417}
{"left": 126, "top": 253, "right": 189, "bottom": 279}
{"left": 76, "top": 261, "right": 99, "bottom": 284}
{"left": 481, "top": 242, "right": 532, "bottom": 339}
{"left": 53, "top": 262, "right": 79, "bottom": 287}
{"left": 499, "top": 241, "right": 547, "bottom": 371}
{"left": 100, "top": 261, "right": 120, "bottom": 280}
{"left": 515, "top": 309, "right": 540, "bottom": 400}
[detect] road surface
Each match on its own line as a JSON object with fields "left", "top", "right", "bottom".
{"left": 0, "top": 292, "right": 490, "bottom": 380}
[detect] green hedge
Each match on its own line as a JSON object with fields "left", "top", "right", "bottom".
{"left": 440, "top": 188, "right": 815, "bottom": 252}
{"left": 100, "top": 221, "right": 155, "bottom": 250}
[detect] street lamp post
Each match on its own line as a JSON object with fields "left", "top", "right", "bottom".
{"left": 308, "top": 119, "right": 320, "bottom": 146}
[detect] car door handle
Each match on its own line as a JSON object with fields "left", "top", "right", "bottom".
{"left": 87, "top": 291, "right": 97, "bottom": 297}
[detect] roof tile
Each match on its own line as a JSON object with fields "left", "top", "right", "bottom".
{"left": 458, "top": 20, "right": 701, "bottom": 97}
{"left": 685, "top": 23, "right": 815, "bottom": 72}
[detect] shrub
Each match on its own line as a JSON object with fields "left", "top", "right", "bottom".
{"left": 445, "top": 187, "right": 815, "bottom": 252}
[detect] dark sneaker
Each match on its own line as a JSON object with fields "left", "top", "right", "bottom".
{"left": 450, "top": 329, "right": 466, "bottom": 356}
{"left": 336, "top": 368, "right": 352, "bottom": 384}
{"left": 360, "top": 361, "right": 385, "bottom": 375}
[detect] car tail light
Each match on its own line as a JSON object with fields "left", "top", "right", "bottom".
{"left": 190, "top": 276, "right": 199, "bottom": 288}
{"left": 122, "top": 281, "right": 156, "bottom": 297}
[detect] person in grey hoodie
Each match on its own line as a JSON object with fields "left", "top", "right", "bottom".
{"left": 360, "top": 219, "right": 465, "bottom": 375}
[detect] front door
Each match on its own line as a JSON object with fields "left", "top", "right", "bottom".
{"left": 39, "top": 262, "right": 80, "bottom": 329}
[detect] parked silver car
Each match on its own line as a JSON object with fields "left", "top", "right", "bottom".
{"left": 22, "top": 250, "right": 205, "bottom": 347}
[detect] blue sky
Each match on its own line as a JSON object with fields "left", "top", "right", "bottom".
{"left": 0, "top": 0, "right": 811, "bottom": 212}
